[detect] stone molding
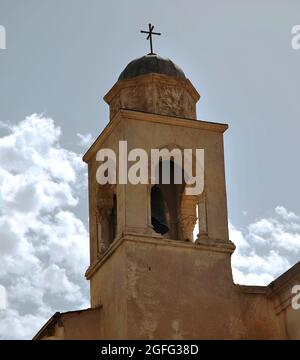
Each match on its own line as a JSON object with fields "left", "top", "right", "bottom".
{"left": 85, "top": 234, "right": 236, "bottom": 280}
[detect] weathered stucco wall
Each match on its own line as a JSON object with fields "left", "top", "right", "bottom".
{"left": 35, "top": 236, "right": 300, "bottom": 340}
{"left": 85, "top": 236, "right": 290, "bottom": 340}
{"left": 89, "top": 242, "right": 128, "bottom": 339}
{"left": 124, "top": 237, "right": 243, "bottom": 339}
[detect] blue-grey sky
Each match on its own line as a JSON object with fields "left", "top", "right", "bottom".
{"left": 1, "top": 0, "right": 300, "bottom": 339}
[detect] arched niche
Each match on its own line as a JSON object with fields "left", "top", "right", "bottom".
{"left": 95, "top": 184, "right": 117, "bottom": 255}
{"left": 148, "top": 144, "right": 206, "bottom": 242}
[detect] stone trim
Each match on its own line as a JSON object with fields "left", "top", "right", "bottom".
{"left": 104, "top": 73, "right": 200, "bottom": 104}
{"left": 85, "top": 234, "right": 235, "bottom": 280}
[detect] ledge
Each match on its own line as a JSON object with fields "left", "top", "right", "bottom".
{"left": 104, "top": 73, "right": 201, "bottom": 104}
{"left": 85, "top": 234, "right": 235, "bottom": 280}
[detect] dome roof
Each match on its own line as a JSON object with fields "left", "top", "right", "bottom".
{"left": 118, "top": 54, "right": 186, "bottom": 81}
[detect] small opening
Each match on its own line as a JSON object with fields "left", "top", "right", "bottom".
{"left": 109, "top": 194, "right": 117, "bottom": 243}
{"left": 151, "top": 160, "right": 185, "bottom": 240}
{"left": 151, "top": 185, "right": 169, "bottom": 235}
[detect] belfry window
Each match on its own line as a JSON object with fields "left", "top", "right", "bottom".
{"left": 151, "top": 185, "right": 169, "bottom": 235}
{"left": 150, "top": 160, "right": 185, "bottom": 239}
{"left": 109, "top": 194, "right": 117, "bottom": 243}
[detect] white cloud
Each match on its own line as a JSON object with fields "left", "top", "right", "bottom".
{"left": 0, "top": 285, "right": 7, "bottom": 310}
{"left": 77, "top": 133, "right": 93, "bottom": 148}
{"left": 231, "top": 206, "right": 300, "bottom": 286}
{"left": 228, "top": 222, "right": 249, "bottom": 249}
{"left": 0, "top": 115, "right": 89, "bottom": 340}
{"left": 0, "top": 309, "right": 48, "bottom": 341}
{"left": 232, "top": 268, "right": 275, "bottom": 287}
{"left": 275, "top": 206, "right": 299, "bottom": 221}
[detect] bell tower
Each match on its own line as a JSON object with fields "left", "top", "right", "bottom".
{"left": 83, "top": 53, "right": 241, "bottom": 339}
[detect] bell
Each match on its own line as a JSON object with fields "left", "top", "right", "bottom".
{"left": 151, "top": 186, "right": 169, "bottom": 235}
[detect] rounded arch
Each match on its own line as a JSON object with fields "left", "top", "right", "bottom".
{"left": 147, "top": 143, "right": 204, "bottom": 194}
{"left": 96, "top": 183, "right": 118, "bottom": 254}
{"left": 146, "top": 143, "right": 205, "bottom": 242}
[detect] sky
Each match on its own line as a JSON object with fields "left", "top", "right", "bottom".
{"left": 0, "top": 0, "right": 300, "bottom": 339}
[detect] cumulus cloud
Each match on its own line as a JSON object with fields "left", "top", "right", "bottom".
{"left": 0, "top": 285, "right": 7, "bottom": 310}
{"left": 0, "top": 115, "right": 89, "bottom": 340}
{"left": 230, "top": 206, "right": 300, "bottom": 286}
{"left": 275, "top": 206, "right": 299, "bottom": 221}
{"left": 77, "top": 133, "right": 93, "bottom": 148}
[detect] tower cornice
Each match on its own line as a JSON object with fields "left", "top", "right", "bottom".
{"left": 82, "top": 109, "right": 228, "bottom": 163}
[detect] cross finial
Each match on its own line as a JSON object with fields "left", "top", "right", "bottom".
{"left": 140, "top": 23, "right": 161, "bottom": 55}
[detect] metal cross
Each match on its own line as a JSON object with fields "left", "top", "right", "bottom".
{"left": 140, "top": 23, "right": 161, "bottom": 55}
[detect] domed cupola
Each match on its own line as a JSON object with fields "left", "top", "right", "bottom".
{"left": 104, "top": 54, "right": 200, "bottom": 120}
{"left": 118, "top": 54, "right": 186, "bottom": 80}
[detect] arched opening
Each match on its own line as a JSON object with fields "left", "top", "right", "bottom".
{"left": 151, "top": 160, "right": 185, "bottom": 239}
{"left": 151, "top": 185, "right": 169, "bottom": 235}
{"left": 109, "top": 194, "right": 117, "bottom": 243}
{"left": 195, "top": 191, "right": 208, "bottom": 241}
{"left": 96, "top": 185, "right": 117, "bottom": 255}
